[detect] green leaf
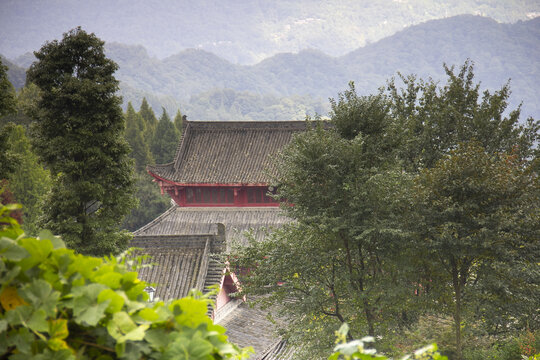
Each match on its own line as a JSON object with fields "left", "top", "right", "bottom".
{"left": 8, "top": 327, "right": 35, "bottom": 354}
{"left": 94, "top": 272, "right": 123, "bottom": 289}
{"left": 136, "top": 307, "right": 159, "bottom": 322}
{"left": 0, "top": 238, "right": 29, "bottom": 261}
{"left": 19, "top": 279, "right": 59, "bottom": 317}
{"left": 170, "top": 297, "right": 210, "bottom": 328}
{"left": 72, "top": 294, "right": 109, "bottom": 327}
{"left": 18, "top": 237, "right": 53, "bottom": 270}
{"left": 107, "top": 311, "right": 136, "bottom": 340}
{"left": 97, "top": 289, "right": 125, "bottom": 313}
{"left": 38, "top": 230, "right": 65, "bottom": 249}
{"left": 121, "top": 323, "right": 149, "bottom": 342}
{"left": 27, "top": 308, "right": 48, "bottom": 332}
{"left": 48, "top": 318, "right": 69, "bottom": 340}
{"left": 145, "top": 328, "right": 171, "bottom": 350}
{"left": 163, "top": 333, "right": 214, "bottom": 360}
{"left": 5, "top": 304, "right": 32, "bottom": 326}
{"left": 66, "top": 256, "right": 102, "bottom": 280}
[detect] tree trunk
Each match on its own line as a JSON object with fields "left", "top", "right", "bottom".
{"left": 452, "top": 263, "right": 463, "bottom": 360}
{"left": 363, "top": 298, "right": 375, "bottom": 336}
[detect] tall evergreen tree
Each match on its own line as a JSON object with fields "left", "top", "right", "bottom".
{"left": 0, "top": 58, "right": 18, "bottom": 179}
{"left": 173, "top": 109, "right": 184, "bottom": 135}
{"left": 150, "top": 108, "right": 180, "bottom": 164}
{"left": 125, "top": 102, "right": 153, "bottom": 172}
{"left": 4, "top": 124, "right": 52, "bottom": 235}
{"left": 26, "top": 27, "right": 136, "bottom": 256}
{"left": 139, "top": 97, "right": 158, "bottom": 145}
{"left": 0, "top": 58, "right": 16, "bottom": 118}
{"left": 0, "top": 126, "right": 20, "bottom": 179}
{"left": 0, "top": 82, "right": 42, "bottom": 129}
{"left": 122, "top": 171, "right": 170, "bottom": 231}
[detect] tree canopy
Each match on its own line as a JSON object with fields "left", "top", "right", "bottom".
{"left": 26, "top": 27, "right": 136, "bottom": 256}
{"left": 230, "top": 62, "right": 539, "bottom": 359}
{"left": 150, "top": 108, "right": 180, "bottom": 164}
{"left": 125, "top": 102, "right": 153, "bottom": 173}
{"left": 0, "top": 58, "right": 18, "bottom": 179}
{"left": 0, "top": 58, "right": 16, "bottom": 118}
{"left": 2, "top": 124, "right": 52, "bottom": 235}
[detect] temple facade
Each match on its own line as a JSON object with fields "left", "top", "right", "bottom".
{"left": 133, "top": 119, "right": 305, "bottom": 359}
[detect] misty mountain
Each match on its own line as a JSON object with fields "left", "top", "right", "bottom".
{"left": 113, "top": 15, "right": 540, "bottom": 119}
{"left": 1, "top": 0, "right": 539, "bottom": 64}
{"left": 4, "top": 15, "right": 540, "bottom": 120}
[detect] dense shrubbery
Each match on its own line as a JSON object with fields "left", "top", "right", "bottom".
{"left": 0, "top": 203, "right": 251, "bottom": 359}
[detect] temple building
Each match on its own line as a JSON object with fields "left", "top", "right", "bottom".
{"left": 133, "top": 119, "right": 305, "bottom": 359}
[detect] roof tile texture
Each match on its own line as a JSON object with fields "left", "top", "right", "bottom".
{"left": 134, "top": 206, "right": 290, "bottom": 248}
{"left": 136, "top": 248, "right": 204, "bottom": 300}
{"left": 148, "top": 121, "right": 306, "bottom": 184}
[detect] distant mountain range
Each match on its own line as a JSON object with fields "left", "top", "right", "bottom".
{"left": 3, "top": 15, "right": 540, "bottom": 121}
{"left": 1, "top": 0, "right": 539, "bottom": 64}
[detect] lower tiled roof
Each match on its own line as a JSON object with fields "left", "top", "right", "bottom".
{"left": 217, "top": 301, "right": 288, "bottom": 359}
{"left": 136, "top": 247, "right": 205, "bottom": 301}
{"left": 134, "top": 206, "right": 290, "bottom": 248}
{"left": 131, "top": 228, "right": 225, "bottom": 301}
{"left": 132, "top": 205, "right": 295, "bottom": 357}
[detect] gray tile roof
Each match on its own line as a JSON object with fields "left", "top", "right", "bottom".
{"left": 217, "top": 301, "right": 291, "bottom": 359}
{"left": 133, "top": 205, "right": 291, "bottom": 248}
{"left": 131, "top": 226, "right": 225, "bottom": 301}
{"left": 147, "top": 120, "right": 307, "bottom": 184}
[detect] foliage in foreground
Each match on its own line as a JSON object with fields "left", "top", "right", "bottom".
{"left": 0, "top": 203, "right": 250, "bottom": 359}
{"left": 330, "top": 323, "right": 447, "bottom": 360}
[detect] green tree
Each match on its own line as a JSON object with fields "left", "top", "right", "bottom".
{"left": 139, "top": 97, "right": 158, "bottom": 145}
{"left": 150, "top": 108, "right": 180, "bottom": 164}
{"left": 0, "top": 58, "right": 16, "bottom": 118}
{"left": 26, "top": 27, "right": 136, "bottom": 256}
{"left": 387, "top": 60, "right": 539, "bottom": 172}
{"left": 125, "top": 102, "right": 153, "bottom": 172}
{"left": 386, "top": 61, "right": 539, "bottom": 359}
{"left": 122, "top": 171, "right": 170, "bottom": 231}
{"left": 230, "top": 62, "right": 539, "bottom": 359}
{"left": 231, "top": 90, "right": 410, "bottom": 358}
{"left": 0, "top": 58, "right": 18, "bottom": 179}
{"left": 174, "top": 109, "right": 184, "bottom": 135}
{"left": 3, "top": 124, "right": 52, "bottom": 235}
{"left": 409, "top": 142, "right": 539, "bottom": 360}
{"left": 0, "top": 126, "right": 20, "bottom": 179}
{"left": 0, "top": 83, "right": 41, "bottom": 129}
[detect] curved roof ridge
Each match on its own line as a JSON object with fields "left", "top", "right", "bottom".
{"left": 147, "top": 120, "right": 307, "bottom": 184}
{"left": 133, "top": 205, "right": 178, "bottom": 235}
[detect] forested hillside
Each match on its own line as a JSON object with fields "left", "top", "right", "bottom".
{"left": 97, "top": 15, "right": 540, "bottom": 120}
{"left": 4, "top": 15, "right": 539, "bottom": 120}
